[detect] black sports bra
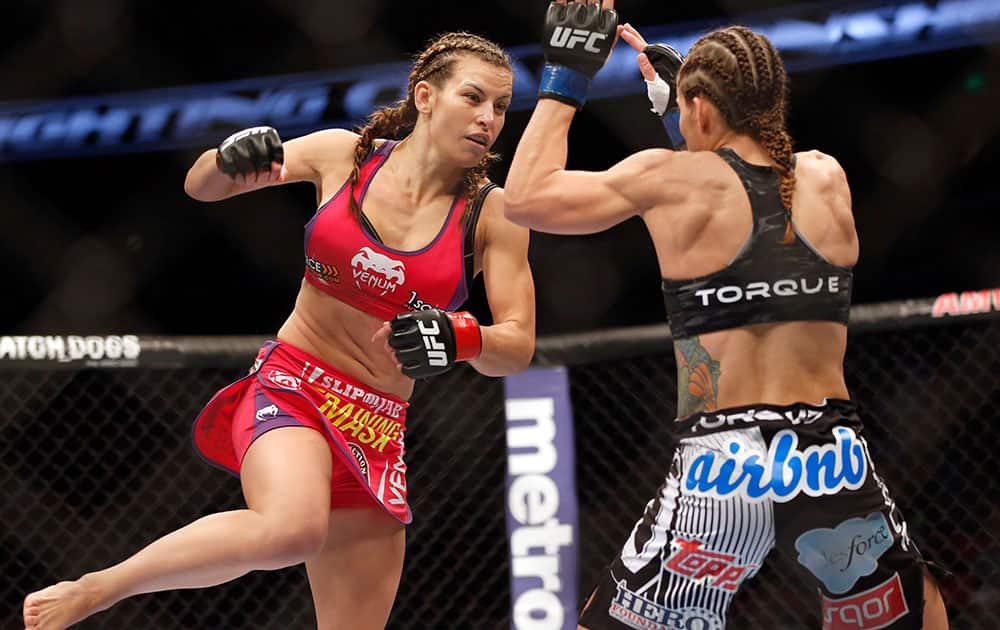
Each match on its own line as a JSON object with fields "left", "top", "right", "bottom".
{"left": 661, "top": 148, "right": 853, "bottom": 339}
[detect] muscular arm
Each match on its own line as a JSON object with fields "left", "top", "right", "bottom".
{"left": 183, "top": 128, "right": 358, "bottom": 202}
{"left": 503, "top": 99, "right": 679, "bottom": 234}
{"left": 795, "top": 151, "right": 859, "bottom": 267}
{"left": 469, "top": 189, "right": 536, "bottom": 377}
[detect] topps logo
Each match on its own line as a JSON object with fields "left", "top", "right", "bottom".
{"left": 417, "top": 320, "right": 448, "bottom": 367}
{"left": 549, "top": 27, "right": 607, "bottom": 53}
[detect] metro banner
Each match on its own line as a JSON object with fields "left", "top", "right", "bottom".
{"left": 504, "top": 367, "right": 579, "bottom": 630}
{"left": 2, "top": 0, "right": 998, "bottom": 161}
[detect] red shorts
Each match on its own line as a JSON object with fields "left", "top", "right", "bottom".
{"left": 192, "top": 340, "right": 412, "bottom": 524}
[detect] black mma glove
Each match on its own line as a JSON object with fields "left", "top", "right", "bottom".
{"left": 216, "top": 126, "right": 284, "bottom": 179}
{"left": 643, "top": 43, "right": 683, "bottom": 114}
{"left": 539, "top": 1, "right": 619, "bottom": 109}
{"left": 388, "top": 309, "right": 482, "bottom": 379}
{"left": 642, "top": 44, "right": 686, "bottom": 149}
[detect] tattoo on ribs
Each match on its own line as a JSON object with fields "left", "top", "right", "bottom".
{"left": 676, "top": 337, "right": 721, "bottom": 417}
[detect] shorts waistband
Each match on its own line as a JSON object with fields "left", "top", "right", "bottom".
{"left": 673, "top": 398, "right": 858, "bottom": 438}
{"left": 258, "top": 340, "right": 409, "bottom": 415}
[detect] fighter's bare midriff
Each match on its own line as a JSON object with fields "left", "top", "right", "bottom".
{"left": 277, "top": 280, "right": 416, "bottom": 400}
{"left": 679, "top": 320, "right": 850, "bottom": 412}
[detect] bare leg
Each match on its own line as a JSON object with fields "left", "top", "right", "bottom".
{"left": 23, "top": 427, "right": 332, "bottom": 630}
{"left": 923, "top": 568, "right": 949, "bottom": 629}
{"left": 306, "top": 507, "right": 405, "bottom": 630}
{"left": 577, "top": 588, "right": 598, "bottom": 630}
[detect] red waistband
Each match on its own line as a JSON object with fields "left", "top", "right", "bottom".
{"left": 261, "top": 339, "right": 409, "bottom": 413}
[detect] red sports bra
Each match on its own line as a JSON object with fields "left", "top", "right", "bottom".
{"left": 303, "top": 140, "right": 489, "bottom": 321}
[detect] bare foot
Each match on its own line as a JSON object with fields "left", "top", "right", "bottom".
{"left": 23, "top": 578, "right": 106, "bottom": 630}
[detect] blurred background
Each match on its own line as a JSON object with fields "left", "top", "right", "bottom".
{"left": 2, "top": 2, "right": 1000, "bottom": 629}
{"left": 1, "top": 0, "right": 998, "bottom": 337}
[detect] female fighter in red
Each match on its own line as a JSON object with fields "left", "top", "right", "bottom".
{"left": 24, "top": 31, "right": 534, "bottom": 630}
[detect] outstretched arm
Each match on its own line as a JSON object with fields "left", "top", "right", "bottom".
{"left": 183, "top": 127, "right": 357, "bottom": 202}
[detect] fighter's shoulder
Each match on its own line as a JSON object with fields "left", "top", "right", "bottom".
{"left": 615, "top": 147, "right": 702, "bottom": 179}
{"left": 477, "top": 183, "right": 528, "bottom": 238}
{"left": 286, "top": 128, "right": 359, "bottom": 166}
{"left": 795, "top": 150, "right": 848, "bottom": 184}
{"left": 477, "top": 182, "right": 512, "bottom": 227}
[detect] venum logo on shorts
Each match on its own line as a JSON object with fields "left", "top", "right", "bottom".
{"left": 351, "top": 246, "right": 405, "bottom": 296}
{"left": 665, "top": 539, "right": 757, "bottom": 592}
{"left": 820, "top": 573, "right": 909, "bottom": 629}
{"left": 254, "top": 404, "right": 280, "bottom": 424}
{"left": 795, "top": 512, "right": 895, "bottom": 594}
{"left": 684, "top": 427, "right": 867, "bottom": 502}
{"left": 264, "top": 369, "right": 301, "bottom": 390}
{"left": 377, "top": 431, "right": 408, "bottom": 507}
{"left": 608, "top": 580, "right": 723, "bottom": 630}
{"left": 347, "top": 442, "right": 370, "bottom": 484}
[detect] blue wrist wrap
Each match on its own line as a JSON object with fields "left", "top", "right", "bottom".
{"left": 663, "top": 109, "right": 687, "bottom": 150}
{"left": 538, "top": 63, "right": 591, "bottom": 108}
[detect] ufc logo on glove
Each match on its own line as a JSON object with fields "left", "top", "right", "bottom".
{"left": 387, "top": 310, "right": 482, "bottom": 378}
{"left": 417, "top": 320, "right": 448, "bottom": 367}
{"left": 549, "top": 27, "right": 607, "bottom": 53}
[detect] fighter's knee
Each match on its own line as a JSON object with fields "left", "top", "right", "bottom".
{"left": 255, "top": 512, "right": 329, "bottom": 566}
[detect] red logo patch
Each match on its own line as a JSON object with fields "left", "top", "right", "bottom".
{"left": 821, "top": 573, "right": 909, "bottom": 629}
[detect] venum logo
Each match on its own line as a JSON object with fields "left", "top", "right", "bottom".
{"left": 549, "top": 26, "right": 607, "bottom": 53}
{"left": 351, "top": 246, "right": 405, "bottom": 295}
{"left": 417, "top": 320, "right": 448, "bottom": 367}
{"left": 255, "top": 404, "right": 279, "bottom": 424}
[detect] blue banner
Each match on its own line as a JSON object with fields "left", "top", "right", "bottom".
{"left": 504, "top": 367, "right": 579, "bottom": 630}
{"left": 2, "top": 0, "right": 999, "bottom": 161}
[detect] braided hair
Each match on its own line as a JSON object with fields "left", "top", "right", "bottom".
{"left": 678, "top": 26, "right": 797, "bottom": 242}
{"left": 348, "top": 32, "right": 511, "bottom": 223}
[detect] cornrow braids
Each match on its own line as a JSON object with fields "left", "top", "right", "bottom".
{"left": 348, "top": 32, "right": 511, "bottom": 224}
{"left": 679, "top": 26, "right": 797, "bottom": 241}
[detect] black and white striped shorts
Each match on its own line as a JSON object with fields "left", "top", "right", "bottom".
{"left": 579, "top": 399, "right": 930, "bottom": 630}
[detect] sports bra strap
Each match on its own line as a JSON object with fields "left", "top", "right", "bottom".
{"left": 462, "top": 183, "right": 498, "bottom": 285}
